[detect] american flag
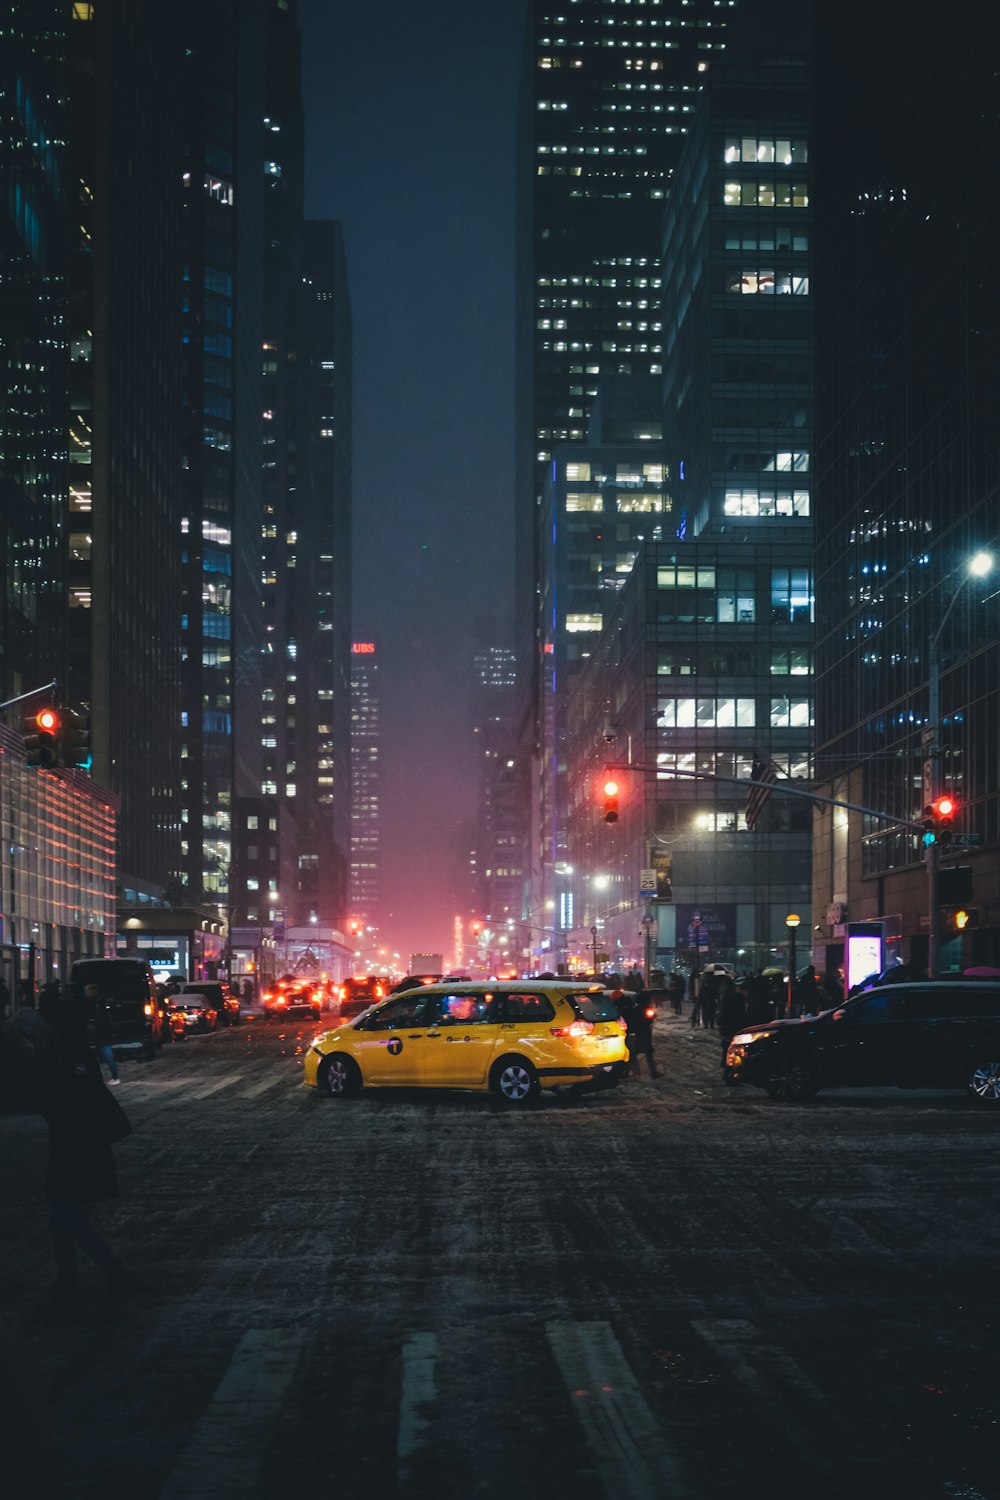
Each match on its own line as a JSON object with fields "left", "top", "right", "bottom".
{"left": 745, "top": 757, "right": 780, "bottom": 831}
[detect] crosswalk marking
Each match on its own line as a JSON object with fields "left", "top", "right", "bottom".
{"left": 397, "top": 1331, "right": 438, "bottom": 1490}
{"left": 187, "top": 1071, "right": 246, "bottom": 1101}
{"left": 546, "top": 1320, "right": 693, "bottom": 1499}
{"left": 236, "top": 1074, "right": 289, "bottom": 1100}
{"left": 158, "top": 1326, "right": 306, "bottom": 1499}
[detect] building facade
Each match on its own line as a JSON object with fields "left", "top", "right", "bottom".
{"left": 810, "top": 0, "right": 1000, "bottom": 975}
{"left": 516, "top": 0, "right": 741, "bottom": 933}
{"left": 348, "top": 642, "right": 380, "bottom": 926}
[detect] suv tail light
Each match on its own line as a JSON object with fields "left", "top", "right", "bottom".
{"left": 550, "top": 1018, "right": 595, "bottom": 1039}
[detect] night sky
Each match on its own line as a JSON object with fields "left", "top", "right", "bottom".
{"left": 298, "top": 1, "right": 527, "bottom": 962}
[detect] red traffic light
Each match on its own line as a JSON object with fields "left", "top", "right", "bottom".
{"left": 603, "top": 780, "right": 619, "bottom": 797}
{"left": 35, "top": 708, "right": 59, "bottom": 732}
{"left": 933, "top": 796, "right": 956, "bottom": 818}
{"left": 602, "top": 778, "right": 620, "bottom": 824}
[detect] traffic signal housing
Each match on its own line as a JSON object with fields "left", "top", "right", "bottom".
{"left": 23, "top": 707, "right": 61, "bottom": 768}
{"left": 62, "top": 708, "right": 91, "bottom": 769}
{"left": 603, "top": 779, "right": 619, "bottom": 824}
{"left": 922, "top": 795, "right": 958, "bottom": 848}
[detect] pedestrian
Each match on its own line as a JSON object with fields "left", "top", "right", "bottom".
{"left": 624, "top": 967, "right": 644, "bottom": 993}
{"left": 688, "top": 970, "right": 702, "bottom": 1029}
{"left": 667, "top": 970, "right": 685, "bottom": 1016}
{"left": 617, "top": 988, "right": 661, "bottom": 1078}
{"left": 241, "top": 977, "right": 255, "bottom": 1003}
{"left": 794, "top": 964, "right": 822, "bottom": 1017}
{"left": 822, "top": 967, "right": 844, "bottom": 1006}
{"left": 699, "top": 970, "right": 720, "bottom": 1031}
{"left": 85, "top": 981, "right": 120, "bottom": 1085}
{"left": 746, "top": 971, "right": 772, "bottom": 1026}
{"left": 717, "top": 974, "right": 747, "bottom": 1066}
{"left": 36, "top": 996, "right": 134, "bottom": 1314}
{"left": 17, "top": 977, "right": 34, "bottom": 1008}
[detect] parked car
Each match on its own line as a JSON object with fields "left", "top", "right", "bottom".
{"left": 178, "top": 980, "right": 240, "bottom": 1026}
{"left": 170, "top": 994, "right": 218, "bottom": 1033}
{"left": 304, "top": 981, "right": 628, "bottom": 1105}
{"left": 70, "top": 957, "right": 163, "bottom": 1058}
{"left": 724, "top": 980, "right": 1000, "bottom": 1103}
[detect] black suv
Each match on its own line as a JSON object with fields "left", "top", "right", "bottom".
{"left": 725, "top": 981, "right": 1000, "bottom": 1103}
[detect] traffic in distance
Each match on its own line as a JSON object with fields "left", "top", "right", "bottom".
{"left": 27, "top": 958, "right": 1000, "bottom": 1112}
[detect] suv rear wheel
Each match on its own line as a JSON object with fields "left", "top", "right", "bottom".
{"left": 764, "top": 1054, "right": 818, "bottom": 1102}
{"left": 967, "top": 1059, "right": 1000, "bottom": 1103}
{"left": 490, "top": 1056, "right": 539, "bottom": 1106}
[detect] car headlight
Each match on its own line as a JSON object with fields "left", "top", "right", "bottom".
{"left": 730, "top": 1030, "right": 774, "bottom": 1047}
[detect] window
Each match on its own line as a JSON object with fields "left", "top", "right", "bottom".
{"left": 430, "top": 994, "right": 494, "bottom": 1025}
{"left": 657, "top": 697, "right": 755, "bottom": 729}
{"left": 500, "top": 993, "right": 555, "bottom": 1022}
{"left": 692, "top": 809, "right": 749, "bottom": 832}
{"left": 770, "top": 697, "right": 813, "bottom": 728}
{"left": 726, "top": 270, "right": 809, "bottom": 296}
{"left": 362, "top": 996, "right": 428, "bottom": 1030}
{"left": 724, "top": 181, "right": 809, "bottom": 208}
{"left": 770, "top": 647, "right": 812, "bottom": 676}
{"left": 566, "top": 491, "right": 603, "bottom": 512}
{"left": 565, "top": 461, "right": 591, "bottom": 480}
{"left": 566, "top": 613, "right": 602, "bottom": 633}
{"left": 724, "top": 136, "right": 808, "bottom": 165}
{"left": 724, "top": 489, "right": 810, "bottom": 519}
{"left": 716, "top": 568, "right": 756, "bottom": 623}
{"left": 617, "top": 492, "right": 664, "bottom": 513}
{"left": 771, "top": 567, "right": 814, "bottom": 622}
{"left": 657, "top": 566, "right": 716, "bottom": 589}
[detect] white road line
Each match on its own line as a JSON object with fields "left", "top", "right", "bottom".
{"left": 158, "top": 1326, "right": 306, "bottom": 1499}
{"left": 546, "top": 1321, "right": 692, "bottom": 1500}
{"left": 397, "top": 1331, "right": 438, "bottom": 1490}
{"left": 187, "top": 1071, "right": 246, "bottom": 1101}
{"left": 236, "top": 1075, "right": 289, "bottom": 1100}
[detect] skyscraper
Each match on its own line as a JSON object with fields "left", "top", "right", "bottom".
{"left": 517, "top": 0, "right": 740, "bottom": 925}
{"left": 349, "top": 642, "right": 380, "bottom": 926}
{"left": 810, "top": 0, "right": 1000, "bottom": 975}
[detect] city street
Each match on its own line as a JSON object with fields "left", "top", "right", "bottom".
{"left": 3, "top": 1009, "right": 1000, "bottom": 1500}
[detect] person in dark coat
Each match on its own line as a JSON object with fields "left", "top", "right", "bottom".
{"left": 84, "top": 980, "right": 120, "bottom": 1084}
{"left": 38, "top": 998, "right": 133, "bottom": 1313}
{"left": 717, "top": 975, "right": 747, "bottom": 1065}
{"left": 666, "top": 970, "right": 685, "bottom": 1016}
{"left": 617, "top": 989, "right": 661, "bottom": 1078}
{"left": 699, "top": 971, "right": 720, "bottom": 1031}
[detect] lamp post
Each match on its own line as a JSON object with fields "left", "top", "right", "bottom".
{"left": 785, "top": 913, "right": 800, "bottom": 1017}
{"left": 926, "top": 551, "right": 993, "bottom": 979}
{"left": 591, "top": 925, "right": 599, "bottom": 977}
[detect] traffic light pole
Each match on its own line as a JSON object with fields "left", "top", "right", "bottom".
{"left": 0, "top": 680, "right": 58, "bottom": 712}
{"left": 926, "top": 644, "right": 942, "bottom": 980}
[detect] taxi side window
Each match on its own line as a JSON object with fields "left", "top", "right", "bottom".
{"left": 364, "top": 997, "right": 427, "bottom": 1031}
{"left": 431, "top": 993, "right": 493, "bottom": 1026}
{"left": 501, "top": 992, "right": 555, "bottom": 1023}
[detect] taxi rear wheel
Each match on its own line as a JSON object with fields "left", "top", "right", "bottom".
{"left": 320, "top": 1054, "right": 361, "bottom": 1098}
{"left": 490, "top": 1056, "right": 539, "bottom": 1106}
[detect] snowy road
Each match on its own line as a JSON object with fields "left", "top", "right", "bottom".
{"left": 3, "top": 1010, "right": 1000, "bottom": 1499}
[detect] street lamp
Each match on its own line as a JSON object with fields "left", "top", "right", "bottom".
{"left": 785, "top": 913, "right": 800, "bottom": 1017}
{"left": 926, "top": 551, "right": 993, "bottom": 978}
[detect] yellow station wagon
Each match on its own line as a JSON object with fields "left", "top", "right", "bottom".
{"left": 303, "top": 981, "right": 628, "bottom": 1104}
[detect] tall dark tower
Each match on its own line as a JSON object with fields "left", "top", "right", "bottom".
{"left": 516, "top": 0, "right": 740, "bottom": 922}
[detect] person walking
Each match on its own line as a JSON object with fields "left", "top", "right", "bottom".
{"left": 667, "top": 970, "right": 685, "bottom": 1017}
{"left": 37, "top": 997, "right": 134, "bottom": 1314}
{"left": 618, "top": 988, "right": 661, "bottom": 1079}
{"left": 717, "top": 974, "right": 747, "bottom": 1067}
{"left": 688, "top": 970, "right": 702, "bottom": 1029}
{"left": 699, "top": 970, "right": 720, "bottom": 1031}
{"left": 85, "top": 982, "right": 120, "bottom": 1085}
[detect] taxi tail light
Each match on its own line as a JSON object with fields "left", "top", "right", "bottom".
{"left": 616, "top": 1017, "right": 628, "bottom": 1034}
{"left": 550, "top": 1018, "right": 595, "bottom": 1039}
{"left": 144, "top": 1002, "right": 154, "bottom": 1017}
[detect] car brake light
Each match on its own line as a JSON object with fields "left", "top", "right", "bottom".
{"left": 550, "top": 1018, "right": 595, "bottom": 1038}
{"left": 276, "top": 996, "right": 286, "bottom": 1006}
{"left": 144, "top": 1002, "right": 154, "bottom": 1016}
{"left": 312, "top": 991, "right": 322, "bottom": 1003}
{"left": 644, "top": 1006, "right": 656, "bottom": 1020}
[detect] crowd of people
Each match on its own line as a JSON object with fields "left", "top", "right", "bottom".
{"left": 603, "top": 962, "right": 846, "bottom": 1077}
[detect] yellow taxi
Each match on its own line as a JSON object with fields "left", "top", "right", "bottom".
{"left": 303, "top": 981, "right": 628, "bottom": 1105}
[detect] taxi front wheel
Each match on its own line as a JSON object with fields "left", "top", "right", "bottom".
{"left": 320, "top": 1054, "right": 361, "bottom": 1098}
{"left": 490, "top": 1056, "right": 539, "bottom": 1106}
